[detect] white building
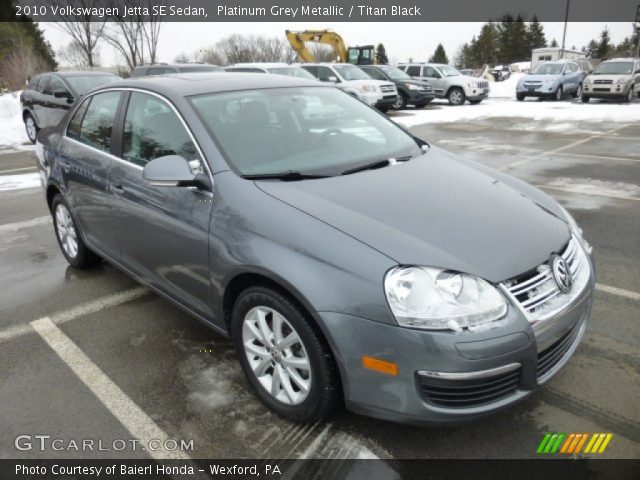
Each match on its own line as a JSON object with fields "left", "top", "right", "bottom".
{"left": 531, "top": 47, "right": 586, "bottom": 68}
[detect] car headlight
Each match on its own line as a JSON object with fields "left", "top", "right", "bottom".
{"left": 616, "top": 77, "right": 630, "bottom": 84}
{"left": 467, "top": 81, "right": 480, "bottom": 88}
{"left": 384, "top": 266, "right": 507, "bottom": 332}
{"left": 361, "top": 84, "right": 377, "bottom": 92}
{"left": 559, "top": 206, "right": 593, "bottom": 254}
{"left": 544, "top": 78, "right": 556, "bottom": 84}
{"left": 405, "top": 83, "right": 421, "bottom": 90}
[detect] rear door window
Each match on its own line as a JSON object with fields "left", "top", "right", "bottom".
{"left": 76, "top": 91, "right": 122, "bottom": 153}
{"left": 67, "top": 97, "right": 91, "bottom": 140}
{"left": 405, "top": 66, "right": 421, "bottom": 77}
{"left": 38, "top": 76, "right": 52, "bottom": 95}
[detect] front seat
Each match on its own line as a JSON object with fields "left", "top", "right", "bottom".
{"left": 235, "top": 101, "right": 283, "bottom": 171}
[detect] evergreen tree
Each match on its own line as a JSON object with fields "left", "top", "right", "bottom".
{"left": 375, "top": 43, "right": 389, "bottom": 65}
{"left": 429, "top": 43, "right": 449, "bottom": 64}
{"left": 550, "top": 38, "right": 558, "bottom": 47}
{"left": 595, "top": 27, "right": 612, "bottom": 59}
{"left": 527, "top": 16, "right": 547, "bottom": 50}
{"left": 586, "top": 40, "right": 598, "bottom": 57}
{"left": 471, "top": 23, "right": 499, "bottom": 66}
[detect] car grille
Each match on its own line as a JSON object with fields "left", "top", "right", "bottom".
{"left": 417, "top": 366, "right": 521, "bottom": 408}
{"left": 524, "top": 81, "right": 542, "bottom": 86}
{"left": 537, "top": 321, "right": 581, "bottom": 380}
{"left": 593, "top": 88, "right": 610, "bottom": 92}
{"left": 593, "top": 79, "right": 613, "bottom": 84}
{"left": 380, "top": 84, "right": 396, "bottom": 93}
{"left": 477, "top": 81, "right": 489, "bottom": 88}
{"left": 501, "top": 236, "right": 589, "bottom": 323}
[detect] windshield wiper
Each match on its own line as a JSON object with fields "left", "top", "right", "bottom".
{"left": 242, "top": 170, "right": 329, "bottom": 181}
{"left": 341, "top": 159, "right": 390, "bottom": 175}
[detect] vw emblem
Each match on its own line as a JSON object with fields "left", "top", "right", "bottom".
{"left": 552, "top": 256, "right": 573, "bottom": 293}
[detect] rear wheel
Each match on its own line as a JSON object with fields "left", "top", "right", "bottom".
{"left": 24, "top": 113, "right": 38, "bottom": 144}
{"left": 392, "top": 93, "right": 407, "bottom": 110}
{"left": 554, "top": 86, "right": 563, "bottom": 101}
{"left": 51, "top": 195, "right": 99, "bottom": 268}
{"left": 447, "top": 87, "right": 466, "bottom": 106}
{"left": 231, "top": 286, "right": 341, "bottom": 423}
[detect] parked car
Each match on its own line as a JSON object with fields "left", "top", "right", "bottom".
{"left": 130, "top": 63, "right": 223, "bottom": 77}
{"left": 299, "top": 63, "right": 398, "bottom": 112}
{"left": 36, "top": 72, "right": 595, "bottom": 425}
{"left": 582, "top": 58, "right": 640, "bottom": 103}
{"left": 491, "top": 65, "right": 511, "bottom": 81}
{"left": 224, "top": 63, "right": 316, "bottom": 80}
{"left": 459, "top": 69, "right": 476, "bottom": 77}
{"left": 397, "top": 63, "right": 490, "bottom": 105}
{"left": 20, "top": 71, "right": 120, "bottom": 143}
{"left": 359, "top": 65, "right": 435, "bottom": 110}
{"left": 515, "top": 60, "right": 587, "bottom": 101}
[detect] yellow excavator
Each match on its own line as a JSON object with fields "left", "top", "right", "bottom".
{"left": 285, "top": 29, "right": 376, "bottom": 65}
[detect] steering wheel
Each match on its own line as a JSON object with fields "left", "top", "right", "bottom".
{"left": 312, "top": 128, "right": 343, "bottom": 147}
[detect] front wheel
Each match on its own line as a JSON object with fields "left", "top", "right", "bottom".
{"left": 447, "top": 87, "right": 466, "bottom": 106}
{"left": 516, "top": 93, "right": 525, "bottom": 101}
{"left": 231, "top": 286, "right": 341, "bottom": 423}
{"left": 51, "top": 195, "right": 99, "bottom": 268}
{"left": 392, "top": 93, "right": 407, "bottom": 110}
{"left": 623, "top": 86, "right": 634, "bottom": 104}
{"left": 24, "top": 113, "right": 38, "bottom": 144}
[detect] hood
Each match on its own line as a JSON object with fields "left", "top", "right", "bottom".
{"left": 256, "top": 147, "right": 570, "bottom": 283}
{"left": 403, "top": 79, "right": 432, "bottom": 88}
{"left": 343, "top": 79, "right": 393, "bottom": 88}
{"left": 523, "top": 74, "right": 561, "bottom": 82}
{"left": 588, "top": 74, "right": 631, "bottom": 81}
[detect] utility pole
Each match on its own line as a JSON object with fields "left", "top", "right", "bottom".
{"left": 635, "top": 4, "right": 640, "bottom": 58}
{"left": 560, "top": 0, "right": 570, "bottom": 59}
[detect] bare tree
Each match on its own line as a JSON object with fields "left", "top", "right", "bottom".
{"left": 308, "top": 44, "right": 336, "bottom": 62}
{"left": 174, "top": 52, "right": 192, "bottom": 63}
{"left": 0, "top": 39, "right": 49, "bottom": 90}
{"left": 140, "top": 0, "right": 163, "bottom": 64}
{"left": 195, "top": 47, "right": 225, "bottom": 66}
{"left": 55, "top": 0, "right": 105, "bottom": 67}
{"left": 58, "top": 41, "right": 98, "bottom": 68}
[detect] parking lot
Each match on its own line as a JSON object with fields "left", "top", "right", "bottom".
{"left": 0, "top": 111, "right": 639, "bottom": 463}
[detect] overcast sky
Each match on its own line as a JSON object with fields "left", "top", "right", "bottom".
{"left": 42, "top": 22, "right": 635, "bottom": 66}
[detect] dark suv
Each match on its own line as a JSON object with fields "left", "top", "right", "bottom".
{"left": 359, "top": 65, "right": 435, "bottom": 110}
{"left": 20, "top": 71, "right": 120, "bottom": 143}
{"left": 130, "top": 63, "right": 223, "bottom": 77}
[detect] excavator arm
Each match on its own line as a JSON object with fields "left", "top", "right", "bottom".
{"left": 285, "top": 29, "right": 349, "bottom": 63}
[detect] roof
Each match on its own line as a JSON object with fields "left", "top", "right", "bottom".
{"left": 93, "top": 72, "right": 321, "bottom": 97}
{"left": 37, "top": 71, "right": 119, "bottom": 78}
{"left": 532, "top": 47, "right": 584, "bottom": 54}
{"left": 134, "top": 63, "right": 219, "bottom": 69}
{"left": 602, "top": 58, "right": 638, "bottom": 62}
{"left": 226, "top": 63, "right": 300, "bottom": 69}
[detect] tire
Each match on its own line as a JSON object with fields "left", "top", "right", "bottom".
{"left": 554, "top": 86, "right": 563, "bottom": 101}
{"left": 392, "top": 93, "right": 407, "bottom": 110}
{"left": 623, "top": 86, "right": 633, "bottom": 104}
{"left": 581, "top": 94, "right": 590, "bottom": 103}
{"left": 24, "top": 113, "right": 39, "bottom": 144}
{"left": 468, "top": 99, "right": 482, "bottom": 105}
{"left": 447, "top": 87, "right": 466, "bottom": 106}
{"left": 231, "top": 286, "right": 341, "bottom": 423}
{"left": 51, "top": 195, "right": 99, "bottom": 268}
{"left": 573, "top": 83, "right": 583, "bottom": 99}
{"left": 516, "top": 93, "right": 525, "bottom": 101}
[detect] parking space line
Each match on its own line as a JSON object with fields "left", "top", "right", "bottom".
{"left": 502, "top": 124, "right": 631, "bottom": 171}
{"left": 596, "top": 283, "right": 640, "bottom": 301}
{"left": 0, "top": 215, "right": 51, "bottom": 233}
{"left": 0, "top": 166, "right": 38, "bottom": 174}
{"left": 538, "top": 185, "right": 640, "bottom": 202}
{"left": 0, "top": 287, "right": 149, "bottom": 344}
{"left": 554, "top": 153, "right": 640, "bottom": 164}
{"left": 31, "top": 317, "right": 189, "bottom": 460}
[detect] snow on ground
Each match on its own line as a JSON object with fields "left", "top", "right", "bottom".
{"left": 0, "top": 91, "right": 31, "bottom": 150}
{"left": 489, "top": 72, "right": 524, "bottom": 98}
{"left": 0, "top": 173, "right": 40, "bottom": 191}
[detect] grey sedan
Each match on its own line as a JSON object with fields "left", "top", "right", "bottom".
{"left": 35, "top": 73, "right": 595, "bottom": 425}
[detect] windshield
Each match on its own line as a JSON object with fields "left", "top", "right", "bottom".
{"left": 190, "top": 87, "right": 421, "bottom": 177}
{"left": 380, "top": 66, "right": 411, "bottom": 80}
{"left": 267, "top": 67, "right": 316, "bottom": 80}
{"left": 65, "top": 75, "right": 120, "bottom": 95}
{"left": 333, "top": 65, "right": 371, "bottom": 81}
{"left": 593, "top": 62, "right": 634, "bottom": 75}
{"left": 438, "top": 65, "right": 460, "bottom": 77}
{"left": 531, "top": 63, "right": 563, "bottom": 75}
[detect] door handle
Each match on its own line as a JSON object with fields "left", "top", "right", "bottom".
{"left": 111, "top": 182, "right": 124, "bottom": 194}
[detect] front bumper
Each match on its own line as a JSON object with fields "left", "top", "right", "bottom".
{"left": 359, "top": 91, "right": 384, "bottom": 107}
{"left": 406, "top": 90, "right": 435, "bottom": 104}
{"left": 375, "top": 95, "right": 399, "bottom": 110}
{"left": 583, "top": 82, "right": 633, "bottom": 98}
{"left": 318, "top": 255, "right": 594, "bottom": 425}
{"left": 517, "top": 84, "right": 559, "bottom": 97}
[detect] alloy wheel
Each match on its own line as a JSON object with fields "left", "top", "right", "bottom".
{"left": 555, "top": 87, "right": 563, "bottom": 101}
{"left": 55, "top": 204, "right": 78, "bottom": 259}
{"left": 575, "top": 84, "right": 582, "bottom": 98}
{"left": 242, "top": 306, "right": 312, "bottom": 405}
{"left": 627, "top": 87, "right": 634, "bottom": 103}
{"left": 25, "top": 116, "right": 37, "bottom": 142}
{"left": 450, "top": 90, "right": 463, "bottom": 105}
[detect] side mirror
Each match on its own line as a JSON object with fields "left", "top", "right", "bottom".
{"left": 142, "top": 155, "right": 211, "bottom": 190}
{"left": 54, "top": 90, "right": 73, "bottom": 102}
{"left": 327, "top": 76, "right": 339, "bottom": 83}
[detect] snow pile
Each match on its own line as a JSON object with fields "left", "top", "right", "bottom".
{"left": 489, "top": 72, "right": 524, "bottom": 99}
{"left": 393, "top": 96, "right": 640, "bottom": 127}
{"left": 0, "top": 91, "right": 30, "bottom": 150}
{"left": 0, "top": 173, "right": 40, "bottom": 191}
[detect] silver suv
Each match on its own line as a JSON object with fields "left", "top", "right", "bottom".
{"left": 582, "top": 58, "right": 640, "bottom": 103}
{"left": 398, "top": 63, "right": 490, "bottom": 105}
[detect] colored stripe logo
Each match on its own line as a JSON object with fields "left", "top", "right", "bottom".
{"left": 537, "top": 433, "right": 613, "bottom": 454}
